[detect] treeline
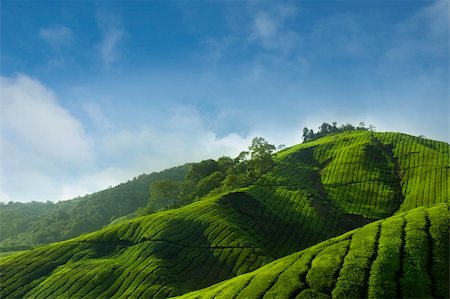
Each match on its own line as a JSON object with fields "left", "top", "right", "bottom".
{"left": 139, "top": 137, "right": 277, "bottom": 214}
{"left": 0, "top": 165, "right": 189, "bottom": 250}
{"left": 0, "top": 136, "right": 278, "bottom": 249}
{"left": 0, "top": 136, "right": 278, "bottom": 250}
{"left": 303, "top": 121, "right": 375, "bottom": 142}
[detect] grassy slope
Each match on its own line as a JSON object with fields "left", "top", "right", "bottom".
{"left": 0, "top": 131, "right": 448, "bottom": 298}
{"left": 177, "top": 203, "right": 449, "bottom": 299}
{"left": 0, "top": 164, "right": 190, "bottom": 249}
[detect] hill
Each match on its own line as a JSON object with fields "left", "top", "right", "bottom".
{"left": 0, "top": 164, "right": 190, "bottom": 250}
{"left": 0, "top": 131, "right": 448, "bottom": 298}
{"left": 177, "top": 203, "right": 449, "bottom": 299}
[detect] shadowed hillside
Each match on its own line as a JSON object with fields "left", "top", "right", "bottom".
{"left": 177, "top": 203, "right": 449, "bottom": 299}
{"left": 0, "top": 164, "right": 190, "bottom": 250}
{"left": 0, "top": 131, "right": 448, "bottom": 298}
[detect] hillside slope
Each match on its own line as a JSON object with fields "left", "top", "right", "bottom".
{"left": 177, "top": 203, "right": 449, "bottom": 299}
{"left": 0, "top": 164, "right": 190, "bottom": 250}
{"left": 0, "top": 131, "right": 448, "bottom": 298}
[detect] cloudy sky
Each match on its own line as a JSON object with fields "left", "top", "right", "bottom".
{"left": 1, "top": 1, "right": 448, "bottom": 203}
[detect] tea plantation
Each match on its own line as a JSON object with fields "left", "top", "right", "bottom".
{"left": 0, "top": 131, "right": 448, "bottom": 298}
{"left": 177, "top": 203, "right": 448, "bottom": 299}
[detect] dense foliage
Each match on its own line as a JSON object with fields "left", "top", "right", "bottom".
{"left": 140, "top": 137, "right": 277, "bottom": 214}
{"left": 0, "top": 165, "right": 189, "bottom": 250}
{"left": 0, "top": 131, "right": 447, "bottom": 298}
{"left": 302, "top": 121, "right": 375, "bottom": 142}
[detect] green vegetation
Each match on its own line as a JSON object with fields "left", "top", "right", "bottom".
{"left": 367, "top": 216, "right": 404, "bottom": 298}
{"left": 177, "top": 204, "right": 449, "bottom": 299}
{"left": 0, "top": 130, "right": 448, "bottom": 298}
{"left": 0, "top": 164, "right": 189, "bottom": 250}
{"left": 302, "top": 121, "right": 375, "bottom": 142}
{"left": 139, "top": 137, "right": 278, "bottom": 214}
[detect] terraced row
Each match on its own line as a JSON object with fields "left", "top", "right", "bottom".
{"left": 267, "top": 131, "right": 448, "bottom": 219}
{"left": 263, "top": 133, "right": 387, "bottom": 220}
{"left": 177, "top": 203, "right": 449, "bottom": 299}
{"left": 378, "top": 132, "right": 449, "bottom": 211}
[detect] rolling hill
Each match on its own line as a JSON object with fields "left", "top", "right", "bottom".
{"left": 177, "top": 203, "right": 449, "bottom": 299}
{"left": 0, "top": 164, "right": 190, "bottom": 250}
{"left": 0, "top": 130, "right": 448, "bottom": 298}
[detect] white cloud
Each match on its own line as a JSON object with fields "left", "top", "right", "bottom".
{"left": 201, "top": 3, "right": 302, "bottom": 69}
{"left": 98, "top": 106, "right": 251, "bottom": 172}
{"left": 0, "top": 75, "right": 254, "bottom": 203}
{"left": 202, "top": 37, "right": 236, "bottom": 64}
{"left": 58, "top": 167, "right": 135, "bottom": 201}
{"left": 249, "top": 5, "right": 300, "bottom": 54}
{"left": 201, "top": 132, "right": 251, "bottom": 158}
{"left": 0, "top": 74, "right": 93, "bottom": 202}
{"left": 424, "top": 1, "right": 449, "bottom": 36}
{"left": 82, "top": 102, "right": 113, "bottom": 130}
{"left": 252, "top": 13, "right": 278, "bottom": 41}
{"left": 1, "top": 75, "right": 92, "bottom": 161}
{"left": 100, "top": 127, "right": 157, "bottom": 159}
{"left": 405, "top": 0, "right": 448, "bottom": 38}
{"left": 52, "top": 106, "right": 252, "bottom": 202}
{"left": 40, "top": 25, "right": 74, "bottom": 48}
{"left": 96, "top": 9, "right": 125, "bottom": 68}
{"left": 383, "top": 0, "right": 448, "bottom": 65}
{"left": 311, "top": 12, "right": 374, "bottom": 59}
{"left": 99, "top": 29, "right": 124, "bottom": 67}
{"left": 0, "top": 188, "right": 10, "bottom": 202}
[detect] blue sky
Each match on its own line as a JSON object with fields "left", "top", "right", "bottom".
{"left": 1, "top": 0, "right": 448, "bottom": 202}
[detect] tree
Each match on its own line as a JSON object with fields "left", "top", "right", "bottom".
{"left": 340, "top": 123, "right": 355, "bottom": 131}
{"left": 222, "top": 172, "right": 252, "bottom": 190}
{"left": 248, "top": 137, "right": 276, "bottom": 177}
{"left": 217, "top": 156, "right": 235, "bottom": 173}
{"left": 178, "top": 180, "right": 196, "bottom": 205}
{"left": 357, "top": 122, "right": 366, "bottom": 130}
{"left": 302, "top": 127, "right": 316, "bottom": 142}
{"left": 185, "top": 160, "right": 219, "bottom": 183}
{"left": 236, "top": 151, "right": 249, "bottom": 163}
{"left": 148, "top": 180, "right": 181, "bottom": 211}
{"left": 331, "top": 122, "right": 338, "bottom": 132}
{"left": 303, "top": 127, "right": 310, "bottom": 141}
{"left": 193, "top": 171, "right": 225, "bottom": 198}
{"left": 249, "top": 137, "right": 276, "bottom": 160}
{"left": 319, "top": 122, "right": 332, "bottom": 134}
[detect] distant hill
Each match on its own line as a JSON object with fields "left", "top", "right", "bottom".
{"left": 0, "top": 130, "right": 448, "bottom": 298}
{"left": 0, "top": 164, "right": 190, "bottom": 250}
